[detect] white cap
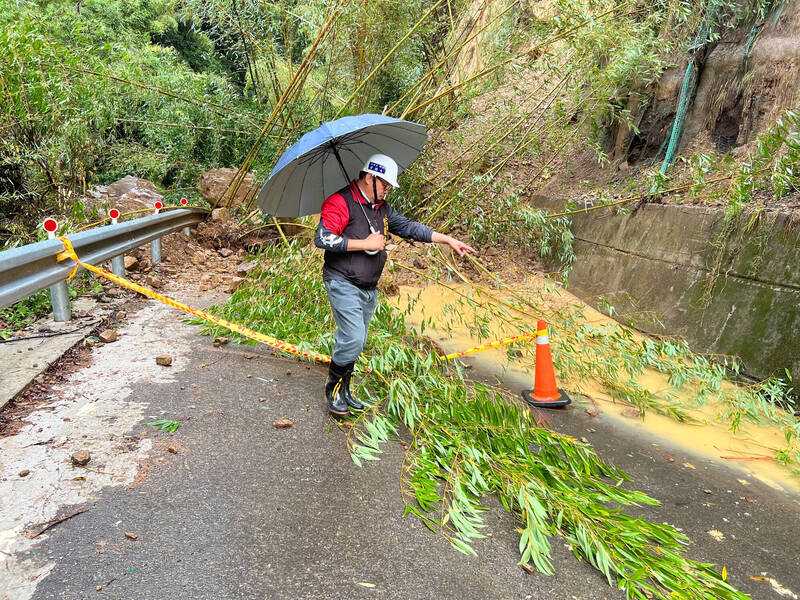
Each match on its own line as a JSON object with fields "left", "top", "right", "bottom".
{"left": 363, "top": 154, "right": 400, "bottom": 188}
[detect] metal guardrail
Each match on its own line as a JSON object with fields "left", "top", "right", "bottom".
{"left": 0, "top": 208, "right": 206, "bottom": 317}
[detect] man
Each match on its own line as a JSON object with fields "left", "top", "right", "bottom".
{"left": 314, "top": 153, "right": 475, "bottom": 416}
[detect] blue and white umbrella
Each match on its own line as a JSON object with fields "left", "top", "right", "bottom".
{"left": 256, "top": 114, "right": 427, "bottom": 218}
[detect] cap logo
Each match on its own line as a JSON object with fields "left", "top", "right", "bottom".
{"left": 368, "top": 161, "right": 386, "bottom": 174}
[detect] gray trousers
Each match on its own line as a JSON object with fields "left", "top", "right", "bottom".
{"left": 324, "top": 278, "right": 378, "bottom": 365}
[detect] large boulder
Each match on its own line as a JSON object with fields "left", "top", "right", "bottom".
{"left": 197, "top": 168, "right": 257, "bottom": 209}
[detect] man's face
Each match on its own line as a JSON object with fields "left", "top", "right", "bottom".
{"left": 369, "top": 174, "right": 392, "bottom": 201}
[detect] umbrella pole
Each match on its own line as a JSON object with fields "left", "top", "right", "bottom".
{"left": 330, "top": 143, "right": 351, "bottom": 186}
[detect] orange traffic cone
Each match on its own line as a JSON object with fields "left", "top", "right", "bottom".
{"left": 521, "top": 320, "right": 571, "bottom": 408}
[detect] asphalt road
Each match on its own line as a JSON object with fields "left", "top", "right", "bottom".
{"left": 8, "top": 294, "right": 800, "bottom": 600}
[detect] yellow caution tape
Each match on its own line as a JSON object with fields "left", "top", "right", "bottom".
{"left": 56, "top": 236, "right": 332, "bottom": 364}
{"left": 56, "top": 236, "right": 538, "bottom": 367}
{"left": 442, "top": 332, "right": 536, "bottom": 361}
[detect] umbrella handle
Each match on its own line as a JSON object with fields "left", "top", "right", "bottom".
{"left": 364, "top": 222, "right": 382, "bottom": 255}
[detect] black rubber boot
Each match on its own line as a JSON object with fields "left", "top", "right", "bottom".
{"left": 341, "top": 362, "right": 364, "bottom": 411}
{"left": 325, "top": 361, "right": 349, "bottom": 416}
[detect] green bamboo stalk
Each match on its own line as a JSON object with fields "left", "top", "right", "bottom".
{"left": 419, "top": 57, "right": 572, "bottom": 203}
{"left": 114, "top": 118, "right": 256, "bottom": 136}
{"left": 334, "top": 0, "right": 449, "bottom": 118}
{"left": 401, "top": 0, "right": 633, "bottom": 119}
{"left": 218, "top": 0, "right": 349, "bottom": 209}
{"left": 386, "top": 0, "right": 523, "bottom": 117}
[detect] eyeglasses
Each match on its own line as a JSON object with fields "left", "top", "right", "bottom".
{"left": 377, "top": 177, "right": 392, "bottom": 191}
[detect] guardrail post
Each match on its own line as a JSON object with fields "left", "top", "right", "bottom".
{"left": 43, "top": 219, "right": 71, "bottom": 322}
{"left": 151, "top": 238, "right": 162, "bottom": 265}
{"left": 109, "top": 209, "right": 126, "bottom": 277}
{"left": 49, "top": 281, "right": 71, "bottom": 322}
{"left": 151, "top": 202, "right": 163, "bottom": 265}
{"left": 180, "top": 199, "right": 191, "bottom": 235}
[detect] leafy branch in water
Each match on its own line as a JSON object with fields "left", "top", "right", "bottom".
{"left": 196, "top": 242, "right": 753, "bottom": 599}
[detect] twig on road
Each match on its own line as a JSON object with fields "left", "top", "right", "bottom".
{"left": 27, "top": 507, "right": 88, "bottom": 539}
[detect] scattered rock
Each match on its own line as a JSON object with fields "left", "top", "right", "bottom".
{"left": 213, "top": 337, "right": 229, "bottom": 347}
{"left": 98, "top": 329, "right": 118, "bottom": 343}
{"left": 191, "top": 252, "right": 206, "bottom": 266}
{"left": 259, "top": 397, "right": 267, "bottom": 402}
{"left": 521, "top": 564, "right": 535, "bottom": 575}
{"left": 244, "top": 354, "right": 255, "bottom": 359}
{"left": 273, "top": 419, "right": 293, "bottom": 429}
{"left": 167, "top": 444, "right": 178, "bottom": 454}
{"left": 71, "top": 451, "right": 91, "bottom": 466}
{"left": 145, "top": 275, "right": 163, "bottom": 289}
{"left": 620, "top": 406, "right": 640, "bottom": 418}
{"left": 124, "top": 255, "right": 139, "bottom": 271}
{"left": 218, "top": 247, "right": 234, "bottom": 258}
{"left": 285, "top": 370, "right": 292, "bottom": 376}
{"left": 412, "top": 256, "right": 426, "bottom": 270}
{"left": 211, "top": 207, "right": 232, "bottom": 222}
{"left": 228, "top": 277, "right": 246, "bottom": 293}
{"left": 19, "top": 469, "right": 30, "bottom": 477}
{"left": 85, "top": 338, "right": 97, "bottom": 347}
{"left": 155, "top": 355, "right": 173, "bottom": 366}
{"left": 104, "top": 286, "right": 121, "bottom": 297}
{"left": 236, "top": 260, "right": 258, "bottom": 276}
{"left": 124, "top": 532, "right": 138, "bottom": 540}
{"left": 96, "top": 585, "right": 102, "bottom": 591}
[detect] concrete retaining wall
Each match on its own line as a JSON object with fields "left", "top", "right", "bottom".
{"left": 560, "top": 202, "right": 800, "bottom": 381}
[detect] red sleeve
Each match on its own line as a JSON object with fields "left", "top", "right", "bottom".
{"left": 320, "top": 193, "right": 349, "bottom": 235}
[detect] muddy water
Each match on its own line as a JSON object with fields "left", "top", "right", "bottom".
{"left": 391, "top": 278, "right": 800, "bottom": 495}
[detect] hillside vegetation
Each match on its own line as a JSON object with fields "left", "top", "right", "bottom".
{"left": 4, "top": 0, "right": 797, "bottom": 250}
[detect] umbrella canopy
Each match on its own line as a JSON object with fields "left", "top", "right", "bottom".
{"left": 256, "top": 114, "right": 427, "bottom": 218}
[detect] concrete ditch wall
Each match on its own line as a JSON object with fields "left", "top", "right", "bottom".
{"left": 559, "top": 202, "right": 800, "bottom": 381}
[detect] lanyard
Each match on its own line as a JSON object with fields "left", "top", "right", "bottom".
{"left": 352, "top": 182, "right": 379, "bottom": 234}
{"left": 352, "top": 182, "right": 380, "bottom": 256}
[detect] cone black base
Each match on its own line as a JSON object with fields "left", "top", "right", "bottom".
{"left": 521, "top": 389, "right": 571, "bottom": 408}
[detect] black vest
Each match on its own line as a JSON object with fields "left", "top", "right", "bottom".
{"left": 323, "top": 183, "right": 389, "bottom": 290}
